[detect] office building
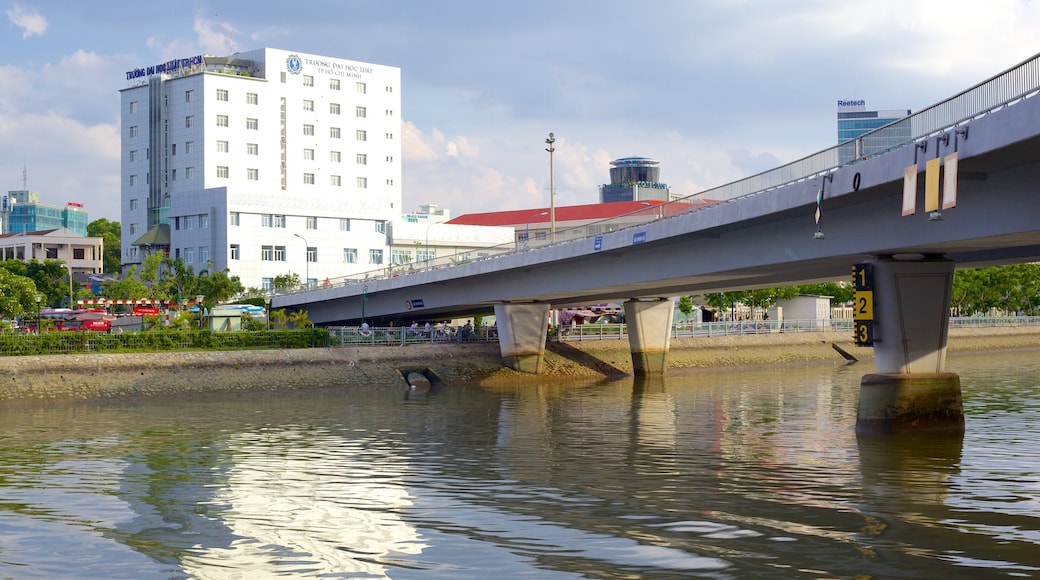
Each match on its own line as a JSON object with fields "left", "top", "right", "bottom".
{"left": 2, "top": 190, "right": 89, "bottom": 236}
{"left": 120, "top": 48, "right": 401, "bottom": 290}
{"left": 598, "top": 157, "right": 670, "bottom": 203}
{"left": 836, "top": 100, "right": 911, "bottom": 164}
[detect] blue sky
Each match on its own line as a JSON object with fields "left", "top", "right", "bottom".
{"left": 3, "top": 1, "right": 1039, "bottom": 222}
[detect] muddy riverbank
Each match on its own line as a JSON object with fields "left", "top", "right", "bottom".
{"left": 1, "top": 326, "right": 1038, "bottom": 400}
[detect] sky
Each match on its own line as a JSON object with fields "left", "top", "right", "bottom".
{"left": 2, "top": 1, "right": 1040, "bottom": 222}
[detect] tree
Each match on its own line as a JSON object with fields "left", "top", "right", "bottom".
{"left": 197, "top": 263, "right": 244, "bottom": 306}
{"left": 0, "top": 268, "right": 39, "bottom": 319}
{"left": 87, "top": 218, "right": 122, "bottom": 274}
{"left": 272, "top": 273, "right": 301, "bottom": 292}
{"left": 677, "top": 295, "right": 693, "bottom": 317}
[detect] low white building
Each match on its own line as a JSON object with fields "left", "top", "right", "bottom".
{"left": 0, "top": 228, "right": 104, "bottom": 274}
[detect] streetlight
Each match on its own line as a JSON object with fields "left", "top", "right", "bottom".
{"left": 263, "top": 294, "right": 271, "bottom": 331}
{"left": 294, "top": 233, "right": 310, "bottom": 289}
{"left": 545, "top": 132, "right": 556, "bottom": 243}
{"left": 34, "top": 292, "right": 42, "bottom": 319}
{"left": 361, "top": 284, "right": 368, "bottom": 325}
{"left": 196, "top": 294, "right": 205, "bottom": 330}
{"left": 523, "top": 211, "right": 549, "bottom": 249}
{"left": 424, "top": 221, "right": 440, "bottom": 270}
{"left": 62, "top": 263, "right": 73, "bottom": 309}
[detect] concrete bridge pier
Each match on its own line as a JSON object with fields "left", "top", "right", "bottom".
{"left": 623, "top": 298, "right": 675, "bottom": 377}
{"left": 494, "top": 303, "right": 551, "bottom": 373}
{"left": 856, "top": 256, "right": 964, "bottom": 434}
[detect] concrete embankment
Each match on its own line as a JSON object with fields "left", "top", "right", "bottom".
{"left": 1, "top": 327, "right": 1038, "bottom": 401}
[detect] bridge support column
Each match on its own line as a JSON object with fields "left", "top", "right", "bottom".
{"left": 494, "top": 303, "right": 550, "bottom": 374}
{"left": 623, "top": 298, "right": 674, "bottom": 377}
{"left": 857, "top": 256, "right": 964, "bottom": 434}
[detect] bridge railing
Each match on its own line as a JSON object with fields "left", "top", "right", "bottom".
{"left": 270, "top": 52, "right": 1040, "bottom": 299}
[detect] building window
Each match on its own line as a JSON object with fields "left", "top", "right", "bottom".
{"left": 330, "top": 175, "right": 341, "bottom": 186}
{"left": 216, "top": 114, "right": 229, "bottom": 127}
{"left": 129, "top": 198, "right": 138, "bottom": 210}
{"left": 217, "top": 166, "right": 229, "bottom": 178}
{"left": 375, "top": 221, "right": 385, "bottom": 234}
{"left": 303, "top": 75, "right": 314, "bottom": 86}
{"left": 356, "top": 130, "right": 366, "bottom": 141}
{"left": 199, "top": 214, "right": 208, "bottom": 228}
{"left": 357, "top": 82, "right": 367, "bottom": 94}
{"left": 329, "top": 103, "right": 340, "bottom": 115}
{"left": 357, "top": 177, "right": 368, "bottom": 188}
{"left": 246, "top": 118, "right": 258, "bottom": 130}
{"left": 247, "top": 143, "right": 259, "bottom": 155}
{"left": 129, "top": 101, "right": 138, "bottom": 113}
{"left": 386, "top": 156, "right": 393, "bottom": 162}
{"left": 369, "top": 249, "right": 383, "bottom": 264}
{"left": 262, "top": 214, "right": 273, "bottom": 227}
{"left": 262, "top": 277, "right": 273, "bottom": 290}
{"left": 199, "top": 246, "right": 209, "bottom": 263}
{"left": 303, "top": 124, "right": 314, "bottom": 136}
{"left": 386, "top": 109, "right": 394, "bottom": 116}
{"left": 343, "top": 248, "right": 357, "bottom": 263}
{"left": 330, "top": 127, "right": 341, "bottom": 138}
{"left": 386, "top": 179, "right": 393, "bottom": 186}
{"left": 274, "top": 215, "right": 286, "bottom": 228}
{"left": 185, "top": 90, "right": 194, "bottom": 103}
{"left": 304, "top": 173, "right": 315, "bottom": 185}
{"left": 247, "top": 92, "right": 258, "bottom": 105}
{"left": 385, "top": 85, "right": 393, "bottom": 92}
{"left": 217, "top": 140, "right": 229, "bottom": 152}
{"left": 306, "top": 216, "right": 317, "bottom": 229}
{"left": 185, "top": 116, "right": 194, "bottom": 128}
{"left": 391, "top": 250, "right": 413, "bottom": 265}
{"left": 129, "top": 223, "right": 137, "bottom": 235}
{"left": 184, "top": 247, "right": 194, "bottom": 263}
{"left": 261, "top": 245, "right": 273, "bottom": 261}
{"left": 230, "top": 212, "right": 240, "bottom": 226}
{"left": 330, "top": 78, "right": 340, "bottom": 90}
{"left": 185, "top": 141, "right": 195, "bottom": 153}
{"left": 306, "top": 247, "right": 317, "bottom": 263}
{"left": 170, "top": 169, "right": 177, "bottom": 181}
{"left": 356, "top": 106, "right": 366, "bottom": 118}
{"left": 385, "top": 133, "right": 394, "bottom": 139}
{"left": 330, "top": 151, "right": 341, "bottom": 162}
{"left": 230, "top": 244, "right": 240, "bottom": 260}
{"left": 184, "top": 215, "right": 195, "bottom": 230}
{"left": 274, "top": 246, "right": 286, "bottom": 261}
{"left": 339, "top": 218, "right": 350, "bottom": 231}
{"left": 356, "top": 153, "right": 367, "bottom": 165}
{"left": 216, "top": 88, "right": 228, "bottom": 101}
{"left": 247, "top": 168, "right": 259, "bottom": 180}
{"left": 185, "top": 166, "right": 194, "bottom": 179}
{"left": 129, "top": 150, "right": 137, "bottom": 162}
{"left": 303, "top": 99, "right": 314, "bottom": 111}
{"left": 171, "top": 143, "right": 176, "bottom": 155}
{"left": 130, "top": 126, "right": 138, "bottom": 137}
{"left": 304, "top": 148, "right": 314, "bottom": 160}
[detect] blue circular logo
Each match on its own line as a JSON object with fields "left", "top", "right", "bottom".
{"left": 286, "top": 54, "right": 302, "bottom": 74}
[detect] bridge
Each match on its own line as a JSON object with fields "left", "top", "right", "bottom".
{"left": 277, "top": 53, "right": 1040, "bottom": 433}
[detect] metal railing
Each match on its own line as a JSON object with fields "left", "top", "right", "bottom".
{"left": 267, "top": 52, "right": 1040, "bottom": 301}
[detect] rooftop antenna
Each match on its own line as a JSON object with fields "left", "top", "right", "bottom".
{"left": 21, "top": 157, "right": 27, "bottom": 191}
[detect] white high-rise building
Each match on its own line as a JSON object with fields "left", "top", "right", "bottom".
{"left": 120, "top": 48, "right": 401, "bottom": 290}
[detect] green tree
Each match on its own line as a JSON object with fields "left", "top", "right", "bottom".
{"left": 102, "top": 264, "right": 150, "bottom": 299}
{"left": 87, "top": 218, "right": 122, "bottom": 274}
{"left": 197, "top": 263, "right": 244, "bottom": 306}
{"left": 677, "top": 295, "right": 693, "bottom": 317}
{"left": 272, "top": 273, "right": 301, "bottom": 292}
{"left": 0, "top": 268, "right": 39, "bottom": 319}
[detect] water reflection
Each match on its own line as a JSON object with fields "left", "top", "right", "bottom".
{"left": 0, "top": 350, "right": 1037, "bottom": 578}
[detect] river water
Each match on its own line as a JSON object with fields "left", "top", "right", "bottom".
{"left": 1, "top": 349, "right": 1038, "bottom": 579}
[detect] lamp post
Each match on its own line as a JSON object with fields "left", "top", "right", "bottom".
{"left": 62, "top": 263, "right": 73, "bottom": 309}
{"left": 424, "top": 221, "right": 440, "bottom": 270}
{"left": 545, "top": 132, "right": 556, "bottom": 244}
{"left": 196, "top": 294, "right": 205, "bottom": 330}
{"left": 523, "top": 211, "right": 549, "bottom": 249}
{"left": 34, "top": 292, "right": 42, "bottom": 319}
{"left": 361, "top": 284, "right": 368, "bottom": 325}
{"left": 263, "top": 294, "right": 271, "bottom": 331}
{"left": 293, "top": 233, "right": 310, "bottom": 289}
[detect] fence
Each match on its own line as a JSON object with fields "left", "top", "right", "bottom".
{"left": 2, "top": 317, "right": 1036, "bottom": 356}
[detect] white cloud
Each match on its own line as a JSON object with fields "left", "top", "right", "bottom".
{"left": 6, "top": 3, "right": 46, "bottom": 38}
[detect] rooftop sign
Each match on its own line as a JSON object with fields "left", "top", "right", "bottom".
{"left": 126, "top": 55, "right": 204, "bottom": 81}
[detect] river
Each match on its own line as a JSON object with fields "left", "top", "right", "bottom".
{"left": 1, "top": 348, "right": 1038, "bottom": 578}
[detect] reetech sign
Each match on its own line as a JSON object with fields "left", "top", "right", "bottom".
{"left": 125, "top": 55, "right": 204, "bottom": 81}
